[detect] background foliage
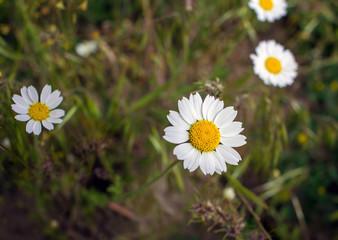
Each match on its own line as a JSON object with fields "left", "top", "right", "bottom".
{"left": 0, "top": 0, "right": 337, "bottom": 239}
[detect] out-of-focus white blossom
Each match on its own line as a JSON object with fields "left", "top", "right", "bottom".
{"left": 75, "top": 40, "right": 98, "bottom": 57}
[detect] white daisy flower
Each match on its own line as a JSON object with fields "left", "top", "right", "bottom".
{"left": 248, "top": 0, "right": 287, "bottom": 22}
{"left": 163, "top": 93, "right": 246, "bottom": 175}
{"left": 75, "top": 40, "right": 98, "bottom": 57}
{"left": 250, "top": 40, "right": 298, "bottom": 88}
{"left": 12, "top": 85, "right": 65, "bottom": 135}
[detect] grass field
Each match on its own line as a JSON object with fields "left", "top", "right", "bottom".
{"left": 0, "top": 0, "right": 337, "bottom": 239}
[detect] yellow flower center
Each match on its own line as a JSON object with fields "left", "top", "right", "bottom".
{"left": 317, "top": 186, "right": 326, "bottom": 196}
{"left": 330, "top": 81, "right": 338, "bottom": 92}
{"left": 189, "top": 120, "right": 220, "bottom": 152}
{"left": 259, "top": 0, "right": 274, "bottom": 10}
{"left": 265, "top": 57, "right": 282, "bottom": 74}
{"left": 28, "top": 103, "right": 50, "bottom": 121}
{"left": 297, "top": 133, "right": 308, "bottom": 145}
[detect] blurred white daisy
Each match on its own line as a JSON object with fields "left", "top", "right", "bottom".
{"left": 250, "top": 40, "right": 298, "bottom": 87}
{"left": 12, "top": 85, "right": 65, "bottom": 135}
{"left": 75, "top": 40, "right": 98, "bottom": 57}
{"left": 163, "top": 93, "right": 246, "bottom": 175}
{"left": 248, "top": 0, "right": 287, "bottom": 22}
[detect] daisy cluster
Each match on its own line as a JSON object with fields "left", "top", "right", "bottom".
{"left": 249, "top": 0, "right": 298, "bottom": 87}
{"left": 163, "top": 0, "right": 300, "bottom": 175}
{"left": 9, "top": 1, "right": 299, "bottom": 177}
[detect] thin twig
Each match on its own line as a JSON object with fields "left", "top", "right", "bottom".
{"left": 237, "top": 191, "right": 272, "bottom": 240}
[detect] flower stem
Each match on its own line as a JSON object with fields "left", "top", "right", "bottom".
{"left": 120, "top": 160, "right": 180, "bottom": 201}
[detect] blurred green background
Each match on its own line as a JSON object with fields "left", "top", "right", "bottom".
{"left": 0, "top": 0, "right": 337, "bottom": 239}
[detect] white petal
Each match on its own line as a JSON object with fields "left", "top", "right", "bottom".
{"left": 216, "top": 145, "right": 240, "bottom": 165}
{"left": 167, "top": 110, "right": 190, "bottom": 130}
{"left": 214, "top": 151, "right": 228, "bottom": 172}
{"left": 212, "top": 151, "right": 224, "bottom": 174}
{"left": 173, "top": 143, "right": 195, "bottom": 160}
{"left": 46, "top": 90, "right": 61, "bottom": 106}
{"left": 202, "top": 95, "right": 215, "bottom": 120}
{"left": 20, "top": 87, "right": 33, "bottom": 104}
{"left": 163, "top": 135, "right": 187, "bottom": 144}
{"left": 164, "top": 126, "right": 188, "bottom": 136}
{"left": 12, "top": 104, "right": 28, "bottom": 114}
{"left": 28, "top": 86, "right": 39, "bottom": 103}
{"left": 26, "top": 119, "right": 35, "bottom": 133}
{"left": 206, "top": 99, "right": 218, "bottom": 121}
{"left": 189, "top": 152, "right": 201, "bottom": 172}
{"left": 42, "top": 120, "right": 54, "bottom": 130}
{"left": 200, "top": 152, "right": 215, "bottom": 175}
{"left": 33, "top": 121, "right": 42, "bottom": 135}
{"left": 206, "top": 151, "right": 216, "bottom": 175}
{"left": 213, "top": 100, "right": 224, "bottom": 120}
{"left": 183, "top": 149, "right": 199, "bottom": 169}
{"left": 49, "top": 109, "right": 65, "bottom": 118}
{"left": 12, "top": 95, "right": 29, "bottom": 108}
{"left": 164, "top": 126, "right": 188, "bottom": 135}
{"left": 47, "top": 97, "right": 63, "bottom": 110}
{"left": 199, "top": 153, "right": 207, "bottom": 175}
{"left": 47, "top": 117, "right": 63, "bottom": 124}
{"left": 40, "top": 85, "right": 52, "bottom": 103}
{"left": 178, "top": 99, "right": 196, "bottom": 125}
{"left": 220, "top": 121, "right": 244, "bottom": 137}
{"left": 183, "top": 157, "right": 194, "bottom": 169}
{"left": 183, "top": 97, "right": 198, "bottom": 120}
{"left": 222, "top": 145, "right": 242, "bottom": 161}
{"left": 15, "top": 114, "right": 30, "bottom": 122}
{"left": 220, "top": 134, "right": 247, "bottom": 147}
{"left": 191, "top": 93, "right": 203, "bottom": 120}
{"left": 163, "top": 127, "right": 189, "bottom": 144}
{"left": 207, "top": 99, "right": 224, "bottom": 121}
{"left": 186, "top": 148, "right": 200, "bottom": 170}
{"left": 214, "top": 107, "right": 237, "bottom": 129}
{"left": 183, "top": 149, "right": 200, "bottom": 170}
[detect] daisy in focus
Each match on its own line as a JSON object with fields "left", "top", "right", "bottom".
{"left": 163, "top": 93, "right": 246, "bottom": 175}
{"left": 248, "top": 0, "right": 287, "bottom": 22}
{"left": 75, "top": 40, "right": 98, "bottom": 57}
{"left": 12, "top": 85, "right": 65, "bottom": 135}
{"left": 250, "top": 40, "right": 298, "bottom": 87}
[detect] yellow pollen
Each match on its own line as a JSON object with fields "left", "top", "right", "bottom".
{"left": 28, "top": 102, "right": 50, "bottom": 121}
{"left": 265, "top": 57, "right": 282, "bottom": 74}
{"left": 189, "top": 120, "right": 220, "bottom": 152}
{"left": 259, "top": 0, "right": 274, "bottom": 10}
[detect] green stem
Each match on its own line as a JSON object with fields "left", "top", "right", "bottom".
{"left": 226, "top": 174, "right": 268, "bottom": 209}
{"left": 33, "top": 135, "right": 42, "bottom": 164}
{"left": 121, "top": 160, "right": 180, "bottom": 201}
